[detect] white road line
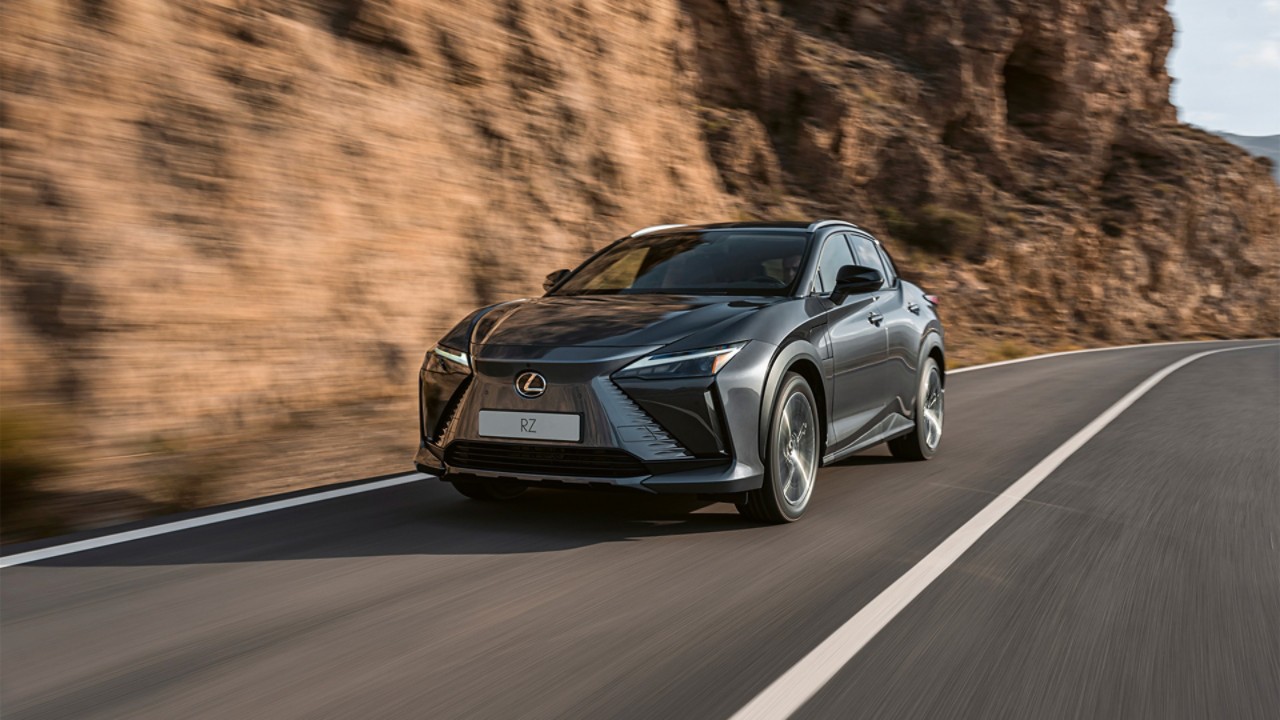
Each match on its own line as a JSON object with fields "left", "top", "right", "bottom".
{"left": 948, "top": 338, "right": 1269, "bottom": 375}
{"left": 0, "top": 474, "right": 426, "bottom": 569}
{"left": 728, "top": 343, "right": 1276, "bottom": 720}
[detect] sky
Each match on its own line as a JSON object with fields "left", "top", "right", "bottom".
{"left": 1167, "top": 0, "right": 1280, "bottom": 135}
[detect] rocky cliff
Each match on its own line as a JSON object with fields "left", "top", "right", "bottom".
{"left": 1215, "top": 132, "right": 1280, "bottom": 181}
{"left": 2, "top": 0, "right": 1276, "bottom": 535}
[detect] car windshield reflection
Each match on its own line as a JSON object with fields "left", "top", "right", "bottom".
{"left": 553, "top": 230, "right": 809, "bottom": 297}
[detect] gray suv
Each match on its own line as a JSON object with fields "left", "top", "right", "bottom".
{"left": 415, "top": 220, "right": 944, "bottom": 522}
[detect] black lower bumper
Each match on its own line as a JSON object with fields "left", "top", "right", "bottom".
{"left": 413, "top": 442, "right": 761, "bottom": 495}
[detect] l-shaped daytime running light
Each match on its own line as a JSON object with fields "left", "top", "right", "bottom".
{"left": 617, "top": 342, "right": 746, "bottom": 379}
{"left": 432, "top": 345, "right": 470, "bottom": 369}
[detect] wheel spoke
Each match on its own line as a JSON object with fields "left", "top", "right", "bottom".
{"left": 925, "top": 408, "right": 942, "bottom": 446}
{"left": 782, "top": 459, "right": 798, "bottom": 500}
{"left": 927, "top": 368, "right": 943, "bottom": 448}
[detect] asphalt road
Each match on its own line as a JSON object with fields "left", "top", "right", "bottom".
{"left": 2, "top": 341, "right": 1277, "bottom": 720}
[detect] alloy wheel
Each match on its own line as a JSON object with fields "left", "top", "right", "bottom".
{"left": 921, "top": 365, "right": 943, "bottom": 450}
{"left": 776, "top": 390, "right": 818, "bottom": 510}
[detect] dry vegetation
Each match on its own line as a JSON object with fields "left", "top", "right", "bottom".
{"left": 2, "top": 0, "right": 1276, "bottom": 539}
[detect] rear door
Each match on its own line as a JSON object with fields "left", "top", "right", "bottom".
{"left": 814, "top": 232, "right": 890, "bottom": 455}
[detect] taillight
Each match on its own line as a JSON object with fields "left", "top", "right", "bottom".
{"left": 924, "top": 294, "right": 940, "bottom": 306}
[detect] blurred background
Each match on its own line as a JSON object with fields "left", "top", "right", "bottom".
{"left": 2, "top": 0, "right": 1276, "bottom": 540}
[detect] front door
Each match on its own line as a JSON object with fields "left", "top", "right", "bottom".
{"left": 813, "top": 233, "right": 890, "bottom": 455}
{"left": 849, "top": 233, "right": 917, "bottom": 414}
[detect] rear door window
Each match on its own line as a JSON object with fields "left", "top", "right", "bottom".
{"left": 876, "top": 244, "right": 899, "bottom": 285}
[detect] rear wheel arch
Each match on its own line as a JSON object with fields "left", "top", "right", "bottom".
{"left": 888, "top": 353, "right": 944, "bottom": 461}
{"left": 920, "top": 331, "right": 946, "bottom": 388}
{"left": 928, "top": 346, "right": 945, "bottom": 387}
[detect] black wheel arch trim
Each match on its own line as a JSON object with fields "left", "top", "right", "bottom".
{"left": 918, "top": 328, "right": 946, "bottom": 386}
{"left": 757, "top": 339, "right": 828, "bottom": 461}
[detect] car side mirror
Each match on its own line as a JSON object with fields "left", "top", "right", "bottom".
{"left": 831, "top": 265, "right": 883, "bottom": 304}
{"left": 543, "top": 269, "right": 571, "bottom": 292}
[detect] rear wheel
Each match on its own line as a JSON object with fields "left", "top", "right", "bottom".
{"left": 450, "top": 477, "right": 527, "bottom": 501}
{"left": 737, "top": 372, "right": 819, "bottom": 523}
{"left": 888, "top": 356, "right": 943, "bottom": 461}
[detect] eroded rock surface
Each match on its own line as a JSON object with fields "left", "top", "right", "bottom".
{"left": 2, "top": 0, "right": 1276, "bottom": 534}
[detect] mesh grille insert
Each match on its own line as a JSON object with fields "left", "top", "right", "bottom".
{"left": 445, "top": 441, "right": 648, "bottom": 478}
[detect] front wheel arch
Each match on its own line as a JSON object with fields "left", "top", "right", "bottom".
{"left": 739, "top": 371, "right": 820, "bottom": 523}
{"left": 758, "top": 341, "right": 828, "bottom": 464}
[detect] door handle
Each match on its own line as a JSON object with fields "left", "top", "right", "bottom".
{"left": 867, "top": 311, "right": 884, "bottom": 326}
{"left": 907, "top": 302, "right": 920, "bottom": 314}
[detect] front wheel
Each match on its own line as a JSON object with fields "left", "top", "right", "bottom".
{"left": 888, "top": 356, "right": 943, "bottom": 461}
{"left": 737, "top": 372, "right": 820, "bottom": 523}
{"left": 450, "top": 477, "right": 527, "bottom": 501}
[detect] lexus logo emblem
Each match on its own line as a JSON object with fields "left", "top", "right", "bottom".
{"left": 514, "top": 371, "right": 547, "bottom": 398}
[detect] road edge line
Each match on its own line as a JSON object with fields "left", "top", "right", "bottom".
{"left": 949, "top": 338, "right": 1273, "bottom": 375}
{"left": 727, "top": 343, "right": 1277, "bottom": 720}
{"left": 0, "top": 474, "right": 426, "bottom": 568}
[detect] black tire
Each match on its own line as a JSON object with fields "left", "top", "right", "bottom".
{"left": 736, "top": 372, "right": 820, "bottom": 524}
{"left": 888, "top": 356, "right": 943, "bottom": 461}
{"left": 450, "top": 477, "right": 527, "bottom": 501}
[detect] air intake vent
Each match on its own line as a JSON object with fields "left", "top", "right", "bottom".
{"left": 446, "top": 441, "right": 649, "bottom": 478}
{"left": 432, "top": 377, "right": 470, "bottom": 441}
{"left": 598, "top": 381, "right": 693, "bottom": 460}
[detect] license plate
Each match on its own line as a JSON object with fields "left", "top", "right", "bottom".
{"left": 478, "top": 410, "right": 581, "bottom": 442}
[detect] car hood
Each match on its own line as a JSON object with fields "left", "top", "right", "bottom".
{"left": 469, "top": 295, "right": 778, "bottom": 349}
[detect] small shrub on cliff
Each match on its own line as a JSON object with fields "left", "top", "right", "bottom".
{"left": 990, "top": 339, "right": 1034, "bottom": 362}
{"left": 155, "top": 463, "right": 219, "bottom": 512}
{"left": 915, "top": 204, "right": 983, "bottom": 255}
{"left": 875, "top": 205, "right": 915, "bottom": 241}
{"left": 875, "top": 204, "right": 983, "bottom": 257}
{"left": 142, "top": 436, "right": 230, "bottom": 512}
{"left": 0, "top": 410, "right": 66, "bottom": 535}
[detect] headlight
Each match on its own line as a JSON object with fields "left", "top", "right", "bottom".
{"left": 614, "top": 342, "right": 746, "bottom": 380}
{"left": 427, "top": 344, "right": 470, "bottom": 372}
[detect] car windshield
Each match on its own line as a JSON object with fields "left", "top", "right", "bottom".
{"left": 552, "top": 230, "right": 809, "bottom": 296}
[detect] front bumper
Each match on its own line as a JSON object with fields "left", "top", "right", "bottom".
{"left": 415, "top": 341, "right": 777, "bottom": 494}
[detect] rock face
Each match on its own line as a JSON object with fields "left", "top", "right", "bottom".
{"left": 1215, "top": 132, "right": 1280, "bottom": 181}
{"left": 1, "top": 0, "right": 1276, "bottom": 533}
{"left": 685, "top": 0, "right": 1277, "bottom": 342}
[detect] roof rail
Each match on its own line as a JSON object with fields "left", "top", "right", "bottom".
{"left": 807, "top": 219, "right": 857, "bottom": 232}
{"left": 630, "top": 224, "right": 687, "bottom": 237}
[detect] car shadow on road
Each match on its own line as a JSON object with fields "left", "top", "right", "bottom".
{"left": 20, "top": 446, "right": 915, "bottom": 568}
{"left": 26, "top": 479, "right": 765, "bottom": 567}
{"left": 403, "top": 483, "right": 761, "bottom": 554}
